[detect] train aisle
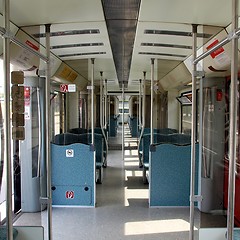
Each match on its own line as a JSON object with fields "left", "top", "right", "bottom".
{"left": 14, "top": 124, "right": 200, "bottom": 240}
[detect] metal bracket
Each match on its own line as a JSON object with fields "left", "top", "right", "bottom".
{"left": 40, "top": 197, "right": 52, "bottom": 205}
{"left": 150, "top": 144, "right": 156, "bottom": 152}
{"left": 228, "top": 30, "right": 239, "bottom": 41}
{"left": 37, "top": 69, "right": 46, "bottom": 77}
{"left": 87, "top": 86, "right": 95, "bottom": 90}
{"left": 0, "top": 27, "right": 14, "bottom": 39}
{"left": 193, "top": 70, "right": 205, "bottom": 78}
{"left": 190, "top": 195, "right": 203, "bottom": 202}
{"left": 90, "top": 144, "right": 95, "bottom": 151}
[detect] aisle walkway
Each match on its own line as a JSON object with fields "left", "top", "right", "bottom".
{"left": 14, "top": 124, "right": 200, "bottom": 239}
{"left": 45, "top": 150, "right": 199, "bottom": 240}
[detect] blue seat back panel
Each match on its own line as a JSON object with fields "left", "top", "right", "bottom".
{"left": 51, "top": 143, "right": 95, "bottom": 206}
{"left": 150, "top": 143, "right": 199, "bottom": 207}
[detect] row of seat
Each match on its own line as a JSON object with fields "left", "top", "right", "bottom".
{"left": 51, "top": 128, "right": 108, "bottom": 207}
{"left": 137, "top": 127, "right": 196, "bottom": 207}
{"left": 53, "top": 128, "right": 107, "bottom": 183}
{"left": 128, "top": 116, "right": 139, "bottom": 137}
{"left": 149, "top": 143, "right": 199, "bottom": 207}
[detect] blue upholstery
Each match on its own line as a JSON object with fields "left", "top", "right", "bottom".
{"left": 149, "top": 143, "right": 199, "bottom": 206}
{"left": 129, "top": 116, "right": 138, "bottom": 137}
{"left": 234, "top": 229, "right": 240, "bottom": 239}
{"left": 138, "top": 128, "right": 177, "bottom": 154}
{"left": 89, "top": 128, "right": 107, "bottom": 154}
{"left": 54, "top": 133, "right": 80, "bottom": 145}
{"left": 142, "top": 133, "right": 191, "bottom": 168}
{"left": 51, "top": 143, "right": 95, "bottom": 206}
{"left": 157, "top": 128, "right": 178, "bottom": 134}
{"left": 87, "top": 133, "right": 104, "bottom": 168}
{"left": 0, "top": 227, "right": 18, "bottom": 240}
{"left": 53, "top": 132, "right": 104, "bottom": 184}
{"left": 68, "top": 128, "right": 88, "bottom": 134}
{"left": 109, "top": 115, "right": 118, "bottom": 136}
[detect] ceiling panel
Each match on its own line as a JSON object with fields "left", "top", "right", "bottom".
{"left": 6, "top": 0, "right": 105, "bottom": 26}
{"left": 139, "top": 0, "right": 232, "bottom": 26}
{"left": 129, "top": 21, "right": 224, "bottom": 88}
{"left": 0, "top": 0, "right": 236, "bottom": 92}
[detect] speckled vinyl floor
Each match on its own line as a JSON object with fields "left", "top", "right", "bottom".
{"left": 13, "top": 125, "right": 229, "bottom": 239}
{"left": 14, "top": 148, "right": 202, "bottom": 240}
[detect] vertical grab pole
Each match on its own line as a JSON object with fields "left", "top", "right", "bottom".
{"left": 100, "top": 72, "right": 104, "bottom": 132}
{"left": 139, "top": 79, "right": 142, "bottom": 129}
{"left": 108, "top": 96, "right": 111, "bottom": 136}
{"left": 105, "top": 79, "right": 108, "bottom": 130}
{"left": 150, "top": 59, "right": 155, "bottom": 145}
{"left": 227, "top": 0, "right": 238, "bottom": 238}
{"left": 3, "top": 0, "right": 13, "bottom": 239}
{"left": 198, "top": 77, "right": 204, "bottom": 203}
{"left": 45, "top": 24, "right": 52, "bottom": 240}
{"left": 100, "top": 72, "right": 108, "bottom": 165}
{"left": 189, "top": 24, "right": 197, "bottom": 240}
{"left": 142, "top": 72, "right": 146, "bottom": 133}
{"left": 138, "top": 72, "right": 146, "bottom": 167}
{"left": 122, "top": 83, "right": 125, "bottom": 159}
{"left": 91, "top": 59, "right": 95, "bottom": 145}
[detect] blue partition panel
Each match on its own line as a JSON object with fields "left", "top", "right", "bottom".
{"left": 129, "top": 117, "right": 138, "bottom": 137}
{"left": 150, "top": 143, "right": 199, "bottom": 207}
{"left": 234, "top": 229, "right": 240, "bottom": 239}
{"left": 109, "top": 115, "right": 118, "bottom": 136}
{"left": 142, "top": 133, "right": 191, "bottom": 167}
{"left": 51, "top": 143, "right": 95, "bottom": 207}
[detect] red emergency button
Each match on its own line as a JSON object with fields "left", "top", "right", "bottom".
{"left": 216, "top": 89, "right": 223, "bottom": 101}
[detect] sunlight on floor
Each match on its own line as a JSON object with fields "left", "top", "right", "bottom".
{"left": 125, "top": 170, "right": 142, "bottom": 178}
{"left": 124, "top": 149, "right": 138, "bottom": 156}
{"left": 124, "top": 219, "right": 198, "bottom": 235}
{"left": 124, "top": 187, "right": 148, "bottom": 206}
{"left": 124, "top": 161, "right": 139, "bottom": 166}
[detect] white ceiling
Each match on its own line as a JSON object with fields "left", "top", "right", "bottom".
{"left": 0, "top": 0, "right": 237, "bottom": 92}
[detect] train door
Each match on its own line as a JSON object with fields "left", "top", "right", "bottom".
{"left": 20, "top": 77, "right": 46, "bottom": 212}
{"left": 0, "top": 83, "right": 6, "bottom": 222}
{"left": 79, "top": 94, "right": 88, "bottom": 129}
{"left": 224, "top": 77, "right": 240, "bottom": 226}
{"left": 200, "top": 77, "right": 225, "bottom": 213}
{"left": 51, "top": 90, "right": 66, "bottom": 138}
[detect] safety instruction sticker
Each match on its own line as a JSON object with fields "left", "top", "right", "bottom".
{"left": 206, "top": 39, "right": 230, "bottom": 67}
{"left": 65, "top": 191, "right": 74, "bottom": 199}
{"left": 66, "top": 149, "right": 74, "bottom": 157}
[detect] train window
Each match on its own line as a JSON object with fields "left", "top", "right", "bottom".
{"left": 0, "top": 86, "right": 4, "bottom": 223}
{"left": 79, "top": 98, "right": 87, "bottom": 129}
{"left": 178, "top": 91, "right": 200, "bottom": 137}
{"left": 0, "top": 60, "right": 14, "bottom": 222}
{"left": 51, "top": 92, "right": 65, "bottom": 137}
{"left": 182, "top": 105, "right": 192, "bottom": 134}
{"left": 178, "top": 91, "right": 193, "bottom": 135}
{"left": 119, "top": 109, "right": 129, "bottom": 113}
{"left": 31, "top": 88, "right": 40, "bottom": 178}
{"left": 224, "top": 79, "right": 240, "bottom": 173}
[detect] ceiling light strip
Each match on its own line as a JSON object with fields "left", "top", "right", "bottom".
{"left": 59, "top": 52, "right": 106, "bottom": 58}
{"left": 144, "top": 29, "right": 212, "bottom": 38}
{"left": 141, "top": 42, "right": 192, "bottom": 49}
{"left": 139, "top": 52, "right": 187, "bottom": 58}
{"left": 33, "top": 29, "right": 100, "bottom": 38}
{"left": 51, "top": 42, "right": 104, "bottom": 49}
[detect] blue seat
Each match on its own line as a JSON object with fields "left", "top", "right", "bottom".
{"left": 149, "top": 143, "right": 199, "bottom": 207}
{"left": 53, "top": 132, "right": 104, "bottom": 184}
{"left": 142, "top": 133, "right": 191, "bottom": 183}
{"left": 68, "top": 128, "right": 88, "bottom": 134}
{"left": 54, "top": 133, "right": 80, "bottom": 145}
{"left": 0, "top": 227, "right": 18, "bottom": 240}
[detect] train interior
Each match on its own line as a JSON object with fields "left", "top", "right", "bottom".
{"left": 0, "top": 0, "right": 240, "bottom": 239}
